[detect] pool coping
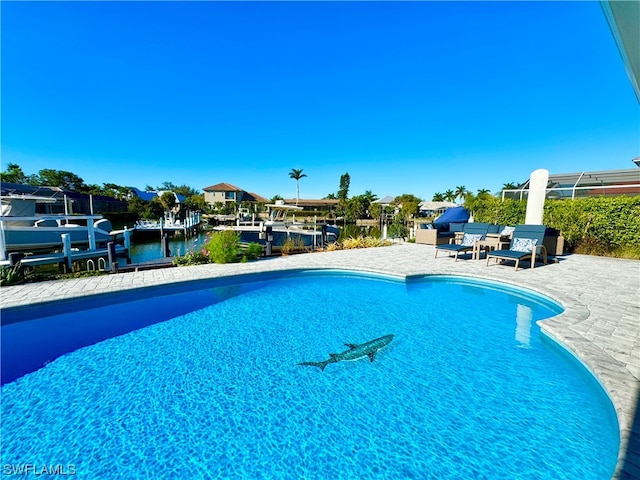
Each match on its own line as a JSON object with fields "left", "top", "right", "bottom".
{"left": 1, "top": 243, "right": 638, "bottom": 479}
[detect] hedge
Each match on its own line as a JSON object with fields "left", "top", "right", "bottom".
{"left": 467, "top": 196, "right": 640, "bottom": 249}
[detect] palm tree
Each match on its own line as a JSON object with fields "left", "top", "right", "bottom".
{"left": 289, "top": 168, "right": 307, "bottom": 206}
{"left": 432, "top": 192, "right": 445, "bottom": 202}
{"left": 444, "top": 189, "right": 456, "bottom": 202}
{"left": 454, "top": 185, "right": 469, "bottom": 204}
{"left": 476, "top": 188, "right": 491, "bottom": 198}
{"left": 503, "top": 182, "right": 518, "bottom": 190}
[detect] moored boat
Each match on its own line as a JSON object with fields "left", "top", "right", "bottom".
{"left": 0, "top": 194, "right": 113, "bottom": 259}
{"left": 213, "top": 201, "right": 339, "bottom": 248}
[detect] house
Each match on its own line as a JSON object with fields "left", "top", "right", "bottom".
{"left": 128, "top": 187, "right": 185, "bottom": 212}
{"left": 419, "top": 201, "right": 458, "bottom": 217}
{"left": 203, "top": 183, "right": 268, "bottom": 208}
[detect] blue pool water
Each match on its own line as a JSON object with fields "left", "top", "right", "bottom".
{"left": 1, "top": 272, "right": 619, "bottom": 479}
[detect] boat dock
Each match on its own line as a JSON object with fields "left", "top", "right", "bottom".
{"left": 1, "top": 231, "right": 131, "bottom": 273}
{"left": 134, "top": 212, "right": 201, "bottom": 238}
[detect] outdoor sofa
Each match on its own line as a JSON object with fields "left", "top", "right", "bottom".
{"left": 415, "top": 222, "right": 466, "bottom": 246}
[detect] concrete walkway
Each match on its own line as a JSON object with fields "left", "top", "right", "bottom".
{"left": 2, "top": 244, "right": 639, "bottom": 479}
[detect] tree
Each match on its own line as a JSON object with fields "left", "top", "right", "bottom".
{"left": 432, "top": 192, "right": 445, "bottom": 202}
{"left": 369, "top": 202, "right": 383, "bottom": 220}
{"left": 476, "top": 188, "right": 492, "bottom": 198}
{"left": 129, "top": 195, "right": 164, "bottom": 220}
{"left": 362, "top": 190, "right": 378, "bottom": 204}
{"left": 183, "top": 194, "right": 208, "bottom": 213}
{"left": 159, "top": 181, "right": 177, "bottom": 191}
{"left": 393, "top": 194, "right": 422, "bottom": 220}
{"left": 101, "top": 183, "right": 132, "bottom": 200}
{"left": 0, "top": 163, "right": 33, "bottom": 184}
{"left": 159, "top": 191, "right": 177, "bottom": 212}
{"left": 503, "top": 182, "right": 518, "bottom": 190}
{"left": 288, "top": 168, "right": 307, "bottom": 206}
{"left": 34, "top": 169, "right": 88, "bottom": 192}
{"left": 454, "top": 185, "right": 469, "bottom": 204}
{"left": 338, "top": 172, "right": 350, "bottom": 200}
{"left": 444, "top": 189, "right": 456, "bottom": 202}
{"left": 172, "top": 184, "right": 200, "bottom": 198}
{"left": 343, "top": 192, "right": 377, "bottom": 221}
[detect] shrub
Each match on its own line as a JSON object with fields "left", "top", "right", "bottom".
{"left": 336, "top": 236, "right": 393, "bottom": 249}
{"left": 338, "top": 224, "right": 364, "bottom": 241}
{"left": 341, "top": 237, "right": 362, "bottom": 249}
{"left": 467, "top": 196, "right": 640, "bottom": 254}
{"left": 0, "top": 264, "right": 23, "bottom": 286}
{"left": 206, "top": 230, "right": 241, "bottom": 263}
{"left": 466, "top": 196, "right": 526, "bottom": 226}
{"left": 172, "top": 250, "right": 209, "bottom": 266}
{"left": 281, "top": 237, "right": 305, "bottom": 255}
{"left": 243, "top": 242, "right": 263, "bottom": 260}
{"left": 388, "top": 221, "right": 408, "bottom": 239}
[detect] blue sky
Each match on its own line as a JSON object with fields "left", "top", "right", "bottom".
{"left": 2, "top": 1, "right": 638, "bottom": 201}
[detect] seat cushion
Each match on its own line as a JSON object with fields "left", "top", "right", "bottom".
{"left": 460, "top": 233, "right": 483, "bottom": 246}
{"left": 511, "top": 237, "right": 538, "bottom": 253}
{"left": 500, "top": 226, "right": 515, "bottom": 236}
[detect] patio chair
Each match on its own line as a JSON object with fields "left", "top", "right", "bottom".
{"left": 435, "top": 222, "right": 490, "bottom": 261}
{"left": 485, "top": 224, "right": 548, "bottom": 271}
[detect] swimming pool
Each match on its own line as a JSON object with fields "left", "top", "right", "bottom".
{"left": 0, "top": 271, "right": 619, "bottom": 479}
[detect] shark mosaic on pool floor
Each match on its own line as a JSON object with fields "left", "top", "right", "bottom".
{"left": 2, "top": 243, "right": 639, "bottom": 479}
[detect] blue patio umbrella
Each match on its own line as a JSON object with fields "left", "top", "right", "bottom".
{"left": 433, "top": 206, "right": 470, "bottom": 225}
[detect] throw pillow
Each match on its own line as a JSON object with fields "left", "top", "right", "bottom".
{"left": 460, "top": 233, "right": 483, "bottom": 246}
{"left": 511, "top": 237, "right": 538, "bottom": 253}
{"left": 500, "top": 226, "right": 515, "bottom": 236}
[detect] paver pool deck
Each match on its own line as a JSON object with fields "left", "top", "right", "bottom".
{"left": 1, "top": 243, "right": 639, "bottom": 479}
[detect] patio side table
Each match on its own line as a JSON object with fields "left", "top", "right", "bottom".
{"left": 473, "top": 234, "right": 511, "bottom": 260}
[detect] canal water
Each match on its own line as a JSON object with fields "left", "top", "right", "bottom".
{"left": 129, "top": 232, "right": 207, "bottom": 264}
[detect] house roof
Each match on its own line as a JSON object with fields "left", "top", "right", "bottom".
{"left": 374, "top": 195, "right": 395, "bottom": 205}
{"left": 203, "top": 182, "right": 244, "bottom": 192}
{"left": 129, "top": 187, "right": 157, "bottom": 202}
{"left": 129, "top": 187, "right": 185, "bottom": 203}
{"left": 419, "top": 201, "right": 457, "bottom": 211}
{"left": 244, "top": 192, "right": 269, "bottom": 203}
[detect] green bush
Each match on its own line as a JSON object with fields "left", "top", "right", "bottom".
{"left": 172, "top": 250, "right": 209, "bottom": 266}
{"left": 388, "top": 220, "right": 408, "bottom": 239}
{"left": 544, "top": 197, "right": 640, "bottom": 248}
{"left": 338, "top": 224, "right": 364, "bottom": 241}
{"left": 206, "top": 230, "right": 241, "bottom": 263}
{"left": 243, "top": 242, "right": 263, "bottom": 260}
{"left": 467, "top": 196, "right": 640, "bottom": 253}
{"left": 0, "top": 264, "right": 23, "bottom": 286}
{"left": 466, "top": 197, "right": 526, "bottom": 226}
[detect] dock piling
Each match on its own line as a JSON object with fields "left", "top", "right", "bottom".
{"left": 61, "top": 234, "right": 72, "bottom": 272}
{"left": 162, "top": 234, "right": 171, "bottom": 257}
{"left": 108, "top": 242, "right": 118, "bottom": 273}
